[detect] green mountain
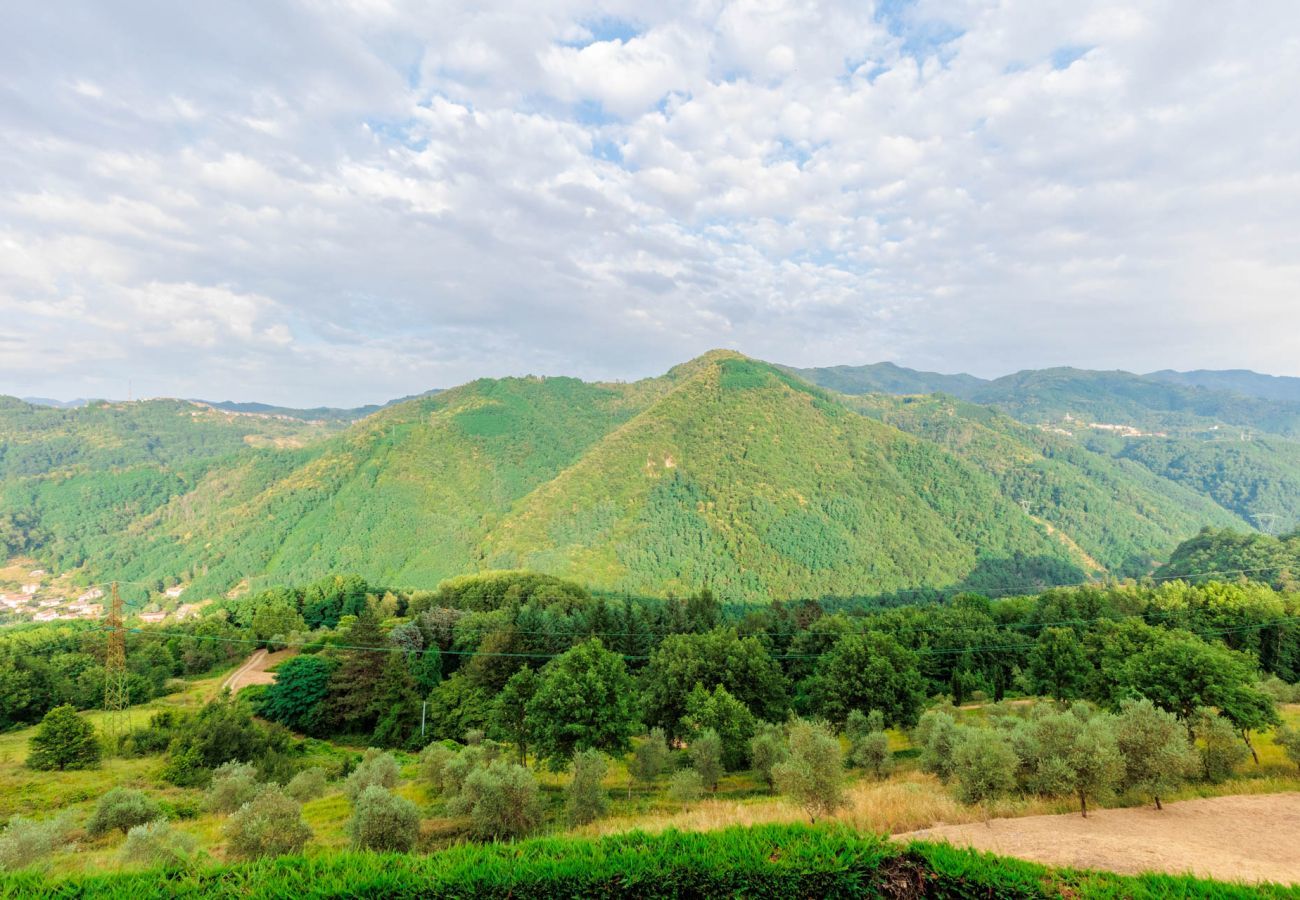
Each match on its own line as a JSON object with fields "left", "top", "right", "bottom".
{"left": 799, "top": 364, "right": 1300, "bottom": 438}
{"left": 784, "top": 362, "right": 986, "bottom": 398}
{"left": 1146, "top": 369, "right": 1300, "bottom": 404}
{"left": 0, "top": 352, "right": 1291, "bottom": 604}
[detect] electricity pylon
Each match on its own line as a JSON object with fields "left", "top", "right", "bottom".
{"left": 103, "top": 582, "right": 128, "bottom": 752}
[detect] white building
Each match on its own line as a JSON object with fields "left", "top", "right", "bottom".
{"left": 138, "top": 610, "right": 166, "bottom": 624}
{"left": 164, "top": 585, "right": 185, "bottom": 599}
{"left": 20, "top": 583, "right": 39, "bottom": 595}
{"left": 78, "top": 587, "right": 104, "bottom": 602}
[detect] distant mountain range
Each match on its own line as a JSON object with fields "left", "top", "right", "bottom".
{"left": 5, "top": 351, "right": 1294, "bottom": 604}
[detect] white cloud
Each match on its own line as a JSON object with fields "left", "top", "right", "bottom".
{"left": 1, "top": 0, "right": 1298, "bottom": 405}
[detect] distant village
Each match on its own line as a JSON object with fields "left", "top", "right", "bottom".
{"left": 0, "top": 568, "right": 202, "bottom": 625}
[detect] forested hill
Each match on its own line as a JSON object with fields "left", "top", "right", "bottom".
{"left": 2, "top": 352, "right": 1282, "bottom": 605}
{"left": 797, "top": 363, "right": 1300, "bottom": 438}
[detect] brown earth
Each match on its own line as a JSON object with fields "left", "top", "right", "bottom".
{"left": 899, "top": 792, "right": 1300, "bottom": 885}
{"left": 218, "top": 648, "right": 296, "bottom": 695}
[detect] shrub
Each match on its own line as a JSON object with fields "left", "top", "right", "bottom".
{"left": 87, "top": 789, "right": 163, "bottom": 837}
{"left": 122, "top": 711, "right": 178, "bottom": 757}
{"left": 0, "top": 814, "right": 73, "bottom": 872}
{"left": 851, "top": 731, "right": 892, "bottom": 779}
{"left": 419, "top": 742, "right": 456, "bottom": 792}
{"left": 285, "top": 767, "right": 328, "bottom": 802}
{"left": 223, "top": 786, "right": 312, "bottom": 860}
{"left": 446, "top": 760, "right": 542, "bottom": 840}
{"left": 627, "top": 728, "right": 670, "bottom": 796}
{"left": 344, "top": 748, "right": 400, "bottom": 802}
{"left": 688, "top": 729, "right": 724, "bottom": 792}
{"left": 26, "top": 706, "right": 100, "bottom": 771}
{"left": 915, "top": 710, "right": 960, "bottom": 781}
{"left": 952, "top": 728, "right": 1018, "bottom": 805}
{"left": 205, "top": 761, "right": 261, "bottom": 814}
{"left": 442, "top": 744, "right": 499, "bottom": 796}
{"left": 565, "top": 749, "right": 609, "bottom": 826}
{"left": 1114, "top": 699, "right": 1197, "bottom": 810}
{"left": 667, "top": 768, "right": 704, "bottom": 804}
{"left": 749, "top": 722, "right": 788, "bottom": 792}
{"left": 120, "top": 819, "right": 201, "bottom": 870}
{"left": 1194, "top": 709, "right": 1249, "bottom": 783}
{"left": 1275, "top": 724, "right": 1300, "bottom": 772}
{"left": 773, "top": 720, "right": 843, "bottom": 823}
{"left": 347, "top": 786, "right": 420, "bottom": 852}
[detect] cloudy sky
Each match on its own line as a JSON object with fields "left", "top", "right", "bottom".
{"left": 2, "top": 1, "right": 1298, "bottom": 406}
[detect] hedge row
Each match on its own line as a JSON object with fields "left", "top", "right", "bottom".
{"left": 3, "top": 824, "right": 1296, "bottom": 899}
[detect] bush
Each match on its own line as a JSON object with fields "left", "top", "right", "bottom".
{"left": 419, "top": 742, "right": 456, "bottom": 792}
{"left": 565, "top": 749, "right": 609, "bottom": 826}
{"left": 344, "top": 748, "right": 400, "bottom": 802}
{"left": 1275, "top": 724, "right": 1300, "bottom": 772}
{"left": 122, "top": 711, "right": 178, "bottom": 757}
{"left": 1194, "top": 709, "right": 1249, "bottom": 783}
{"left": 223, "top": 786, "right": 312, "bottom": 860}
{"left": 120, "top": 819, "right": 201, "bottom": 870}
{"left": 0, "top": 814, "right": 73, "bottom": 872}
{"left": 628, "top": 729, "right": 670, "bottom": 796}
{"left": 773, "top": 720, "right": 843, "bottom": 823}
{"left": 205, "top": 761, "right": 261, "bottom": 814}
{"left": 915, "top": 710, "right": 960, "bottom": 781}
{"left": 851, "top": 731, "right": 892, "bottom": 779}
{"left": 347, "top": 786, "right": 420, "bottom": 852}
{"left": 446, "top": 760, "right": 542, "bottom": 840}
{"left": 952, "top": 728, "right": 1017, "bottom": 805}
{"left": 285, "top": 767, "right": 328, "bottom": 802}
{"left": 26, "top": 706, "right": 100, "bottom": 771}
{"left": 667, "top": 769, "right": 704, "bottom": 803}
{"left": 441, "top": 743, "right": 499, "bottom": 796}
{"left": 688, "top": 729, "right": 724, "bottom": 792}
{"left": 749, "top": 722, "right": 788, "bottom": 792}
{"left": 87, "top": 789, "right": 163, "bottom": 837}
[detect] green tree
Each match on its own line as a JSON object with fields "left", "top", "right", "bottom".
{"left": 223, "top": 786, "right": 312, "bottom": 859}
{"left": 490, "top": 667, "right": 536, "bottom": 765}
{"left": 1192, "top": 708, "right": 1249, "bottom": 783}
{"left": 952, "top": 727, "right": 1018, "bottom": 805}
{"left": 627, "top": 728, "right": 669, "bottom": 798}
{"left": 26, "top": 705, "right": 100, "bottom": 771}
{"left": 411, "top": 647, "right": 443, "bottom": 695}
{"left": 344, "top": 748, "right": 400, "bottom": 802}
{"left": 688, "top": 728, "right": 724, "bottom": 792}
{"left": 640, "top": 629, "right": 788, "bottom": 740}
{"left": 1273, "top": 724, "right": 1300, "bottom": 772}
{"left": 526, "top": 639, "right": 637, "bottom": 770}
{"left": 447, "top": 759, "right": 543, "bottom": 839}
{"left": 1027, "top": 627, "right": 1089, "bottom": 702}
{"left": 371, "top": 653, "right": 422, "bottom": 749}
{"left": 86, "top": 788, "right": 162, "bottom": 837}
{"left": 807, "top": 631, "right": 925, "bottom": 728}
{"left": 205, "top": 761, "right": 261, "bottom": 814}
{"left": 256, "top": 655, "right": 335, "bottom": 735}
{"left": 326, "top": 611, "right": 388, "bottom": 735}
{"left": 565, "top": 749, "right": 609, "bottom": 826}
{"left": 1113, "top": 699, "right": 1197, "bottom": 810}
{"left": 348, "top": 786, "right": 420, "bottom": 852}
{"left": 773, "top": 719, "right": 844, "bottom": 823}
{"left": 1017, "top": 709, "right": 1123, "bottom": 817}
{"left": 915, "top": 710, "right": 960, "bottom": 781}
{"left": 684, "top": 684, "right": 755, "bottom": 770}
{"left": 749, "top": 722, "right": 788, "bottom": 793}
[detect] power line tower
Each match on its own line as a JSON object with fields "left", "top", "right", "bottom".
{"left": 103, "top": 582, "right": 129, "bottom": 752}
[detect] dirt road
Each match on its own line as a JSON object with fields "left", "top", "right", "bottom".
{"left": 900, "top": 792, "right": 1300, "bottom": 885}
{"left": 218, "top": 648, "right": 295, "bottom": 695}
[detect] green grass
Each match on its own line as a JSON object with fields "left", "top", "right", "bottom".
{"left": 2, "top": 823, "right": 1295, "bottom": 899}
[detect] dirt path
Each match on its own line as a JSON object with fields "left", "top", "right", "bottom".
{"left": 899, "top": 793, "right": 1300, "bottom": 885}
{"left": 218, "top": 648, "right": 295, "bottom": 695}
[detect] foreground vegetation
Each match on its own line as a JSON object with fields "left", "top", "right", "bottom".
{"left": 2, "top": 823, "right": 1296, "bottom": 899}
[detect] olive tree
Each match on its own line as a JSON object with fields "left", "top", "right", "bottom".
{"left": 772, "top": 719, "right": 843, "bottom": 823}
{"left": 1113, "top": 699, "right": 1197, "bottom": 810}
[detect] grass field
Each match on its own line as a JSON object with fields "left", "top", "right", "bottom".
{"left": 1, "top": 667, "right": 1297, "bottom": 878}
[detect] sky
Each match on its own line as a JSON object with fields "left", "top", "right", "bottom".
{"left": 2, "top": 1, "right": 1299, "bottom": 407}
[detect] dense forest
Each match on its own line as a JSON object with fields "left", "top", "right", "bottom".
{"left": 5, "top": 351, "right": 1296, "bottom": 603}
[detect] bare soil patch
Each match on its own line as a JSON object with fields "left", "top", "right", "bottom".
{"left": 899, "top": 792, "right": 1300, "bottom": 884}
{"left": 219, "top": 648, "right": 296, "bottom": 695}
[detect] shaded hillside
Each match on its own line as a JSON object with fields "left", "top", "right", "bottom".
{"left": 1163, "top": 528, "right": 1300, "bottom": 590}
{"left": 846, "top": 393, "right": 1247, "bottom": 576}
